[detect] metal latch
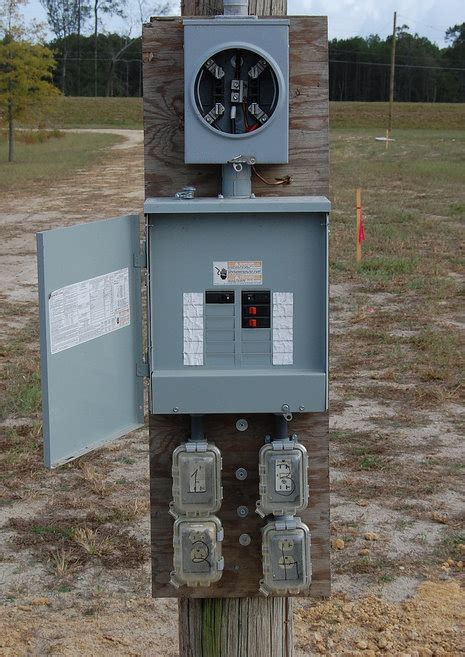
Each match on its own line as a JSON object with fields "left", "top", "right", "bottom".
{"left": 175, "top": 186, "right": 196, "bottom": 200}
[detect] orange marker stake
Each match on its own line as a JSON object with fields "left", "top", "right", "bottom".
{"left": 356, "top": 189, "right": 365, "bottom": 263}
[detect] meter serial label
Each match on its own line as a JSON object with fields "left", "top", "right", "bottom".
{"left": 189, "top": 463, "right": 207, "bottom": 493}
{"left": 213, "top": 261, "right": 262, "bottom": 286}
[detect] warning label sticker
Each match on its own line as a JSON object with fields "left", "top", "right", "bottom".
{"left": 49, "top": 267, "right": 130, "bottom": 354}
{"left": 213, "top": 261, "right": 262, "bottom": 286}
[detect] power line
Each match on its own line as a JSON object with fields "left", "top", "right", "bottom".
{"left": 53, "top": 56, "right": 465, "bottom": 73}
{"left": 329, "top": 59, "right": 465, "bottom": 72}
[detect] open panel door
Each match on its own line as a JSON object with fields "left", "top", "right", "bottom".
{"left": 37, "top": 215, "right": 145, "bottom": 467}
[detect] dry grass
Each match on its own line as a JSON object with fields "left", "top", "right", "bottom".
{"left": 77, "top": 463, "right": 114, "bottom": 498}
{"left": 7, "top": 515, "right": 148, "bottom": 572}
{"left": 73, "top": 528, "right": 115, "bottom": 556}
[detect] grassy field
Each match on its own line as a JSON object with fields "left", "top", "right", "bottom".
{"left": 0, "top": 131, "right": 123, "bottom": 192}
{"left": 0, "top": 107, "right": 464, "bottom": 654}
{"left": 330, "top": 102, "right": 465, "bottom": 129}
{"left": 29, "top": 96, "right": 465, "bottom": 130}
{"left": 38, "top": 96, "right": 143, "bottom": 129}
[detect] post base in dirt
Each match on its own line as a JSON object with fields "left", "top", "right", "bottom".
{"left": 179, "top": 597, "right": 294, "bottom": 657}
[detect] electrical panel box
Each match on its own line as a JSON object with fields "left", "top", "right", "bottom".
{"left": 260, "top": 517, "right": 311, "bottom": 596}
{"left": 171, "top": 516, "right": 224, "bottom": 588}
{"left": 171, "top": 441, "right": 223, "bottom": 517}
{"left": 145, "top": 196, "right": 329, "bottom": 416}
{"left": 184, "top": 17, "right": 289, "bottom": 163}
{"left": 256, "top": 439, "right": 309, "bottom": 518}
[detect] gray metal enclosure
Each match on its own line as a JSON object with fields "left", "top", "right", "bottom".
{"left": 145, "top": 196, "right": 329, "bottom": 415}
{"left": 183, "top": 17, "right": 289, "bottom": 163}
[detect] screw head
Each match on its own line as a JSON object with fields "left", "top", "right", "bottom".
{"left": 237, "top": 505, "right": 249, "bottom": 518}
{"left": 236, "top": 418, "right": 248, "bottom": 432}
{"left": 299, "top": 405, "right": 305, "bottom": 411}
{"left": 239, "top": 533, "right": 251, "bottom": 546}
{"left": 235, "top": 468, "right": 247, "bottom": 481}
{"left": 172, "top": 407, "right": 179, "bottom": 413}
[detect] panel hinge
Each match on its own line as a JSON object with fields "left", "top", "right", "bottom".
{"left": 134, "top": 240, "right": 147, "bottom": 268}
{"left": 137, "top": 355, "right": 149, "bottom": 378}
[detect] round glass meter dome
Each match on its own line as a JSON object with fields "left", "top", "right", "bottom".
{"left": 193, "top": 47, "right": 280, "bottom": 136}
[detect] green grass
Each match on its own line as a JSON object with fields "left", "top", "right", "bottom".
{"left": 0, "top": 131, "right": 123, "bottom": 192}
{"left": 330, "top": 102, "right": 465, "bottom": 130}
{"left": 14, "top": 97, "right": 465, "bottom": 131}
{"left": 37, "top": 96, "right": 143, "bottom": 129}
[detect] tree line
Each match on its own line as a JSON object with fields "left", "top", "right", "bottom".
{"left": 47, "top": 22, "right": 465, "bottom": 102}
{"left": 329, "top": 25, "right": 465, "bottom": 103}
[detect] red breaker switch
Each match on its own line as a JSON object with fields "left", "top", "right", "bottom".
{"left": 248, "top": 319, "right": 257, "bottom": 328}
{"left": 248, "top": 306, "right": 257, "bottom": 315}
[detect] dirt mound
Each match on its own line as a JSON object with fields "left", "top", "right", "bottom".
{"left": 295, "top": 580, "right": 464, "bottom": 655}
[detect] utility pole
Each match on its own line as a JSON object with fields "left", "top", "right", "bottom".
{"left": 386, "top": 10, "right": 397, "bottom": 147}
{"left": 178, "top": 2, "right": 292, "bottom": 655}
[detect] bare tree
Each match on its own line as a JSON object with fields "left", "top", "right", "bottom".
{"left": 40, "top": 0, "right": 86, "bottom": 93}
{"left": 92, "top": 0, "right": 125, "bottom": 96}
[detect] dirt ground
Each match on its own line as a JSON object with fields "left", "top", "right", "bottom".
{"left": 0, "top": 130, "right": 463, "bottom": 656}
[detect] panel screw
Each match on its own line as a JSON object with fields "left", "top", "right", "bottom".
{"left": 299, "top": 405, "right": 305, "bottom": 411}
{"left": 235, "top": 468, "right": 247, "bottom": 481}
{"left": 237, "top": 505, "right": 249, "bottom": 518}
{"left": 292, "top": 434, "right": 298, "bottom": 440}
{"left": 236, "top": 418, "right": 248, "bottom": 432}
{"left": 239, "top": 533, "right": 251, "bottom": 546}
{"left": 234, "top": 564, "right": 240, "bottom": 571}
{"left": 173, "top": 407, "right": 179, "bottom": 413}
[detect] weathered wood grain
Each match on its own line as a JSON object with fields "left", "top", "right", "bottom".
{"left": 181, "top": 1, "right": 288, "bottom": 16}
{"left": 179, "top": 596, "right": 293, "bottom": 656}
{"left": 149, "top": 412, "right": 329, "bottom": 598}
{"left": 143, "top": 16, "right": 329, "bottom": 198}
{"left": 145, "top": 10, "right": 330, "bottom": 605}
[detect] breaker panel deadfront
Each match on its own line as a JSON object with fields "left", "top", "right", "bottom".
{"left": 145, "top": 196, "right": 329, "bottom": 416}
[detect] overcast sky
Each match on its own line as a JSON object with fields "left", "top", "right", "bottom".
{"left": 25, "top": 0, "right": 463, "bottom": 45}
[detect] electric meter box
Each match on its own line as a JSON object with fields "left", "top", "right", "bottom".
{"left": 145, "top": 195, "right": 329, "bottom": 416}
{"left": 183, "top": 17, "right": 289, "bottom": 163}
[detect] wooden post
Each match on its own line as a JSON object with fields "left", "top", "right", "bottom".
{"left": 144, "top": 2, "right": 330, "bottom": 655}
{"left": 356, "top": 188, "right": 362, "bottom": 263}
{"left": 386, "top": 10, "right": 397, "bottom": 148}
{"left": 179, "top": 2, "right": 290, "bottom": 656}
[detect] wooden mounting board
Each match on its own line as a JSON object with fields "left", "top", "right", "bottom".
{"left": 149, "top": 413, "right": 329, "bottom": 598}
{"left": 143, "top": 15, "right": 330, "bottom": 599}
{"left": 143, "top": 16, "right": 329, "bottom": 198}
